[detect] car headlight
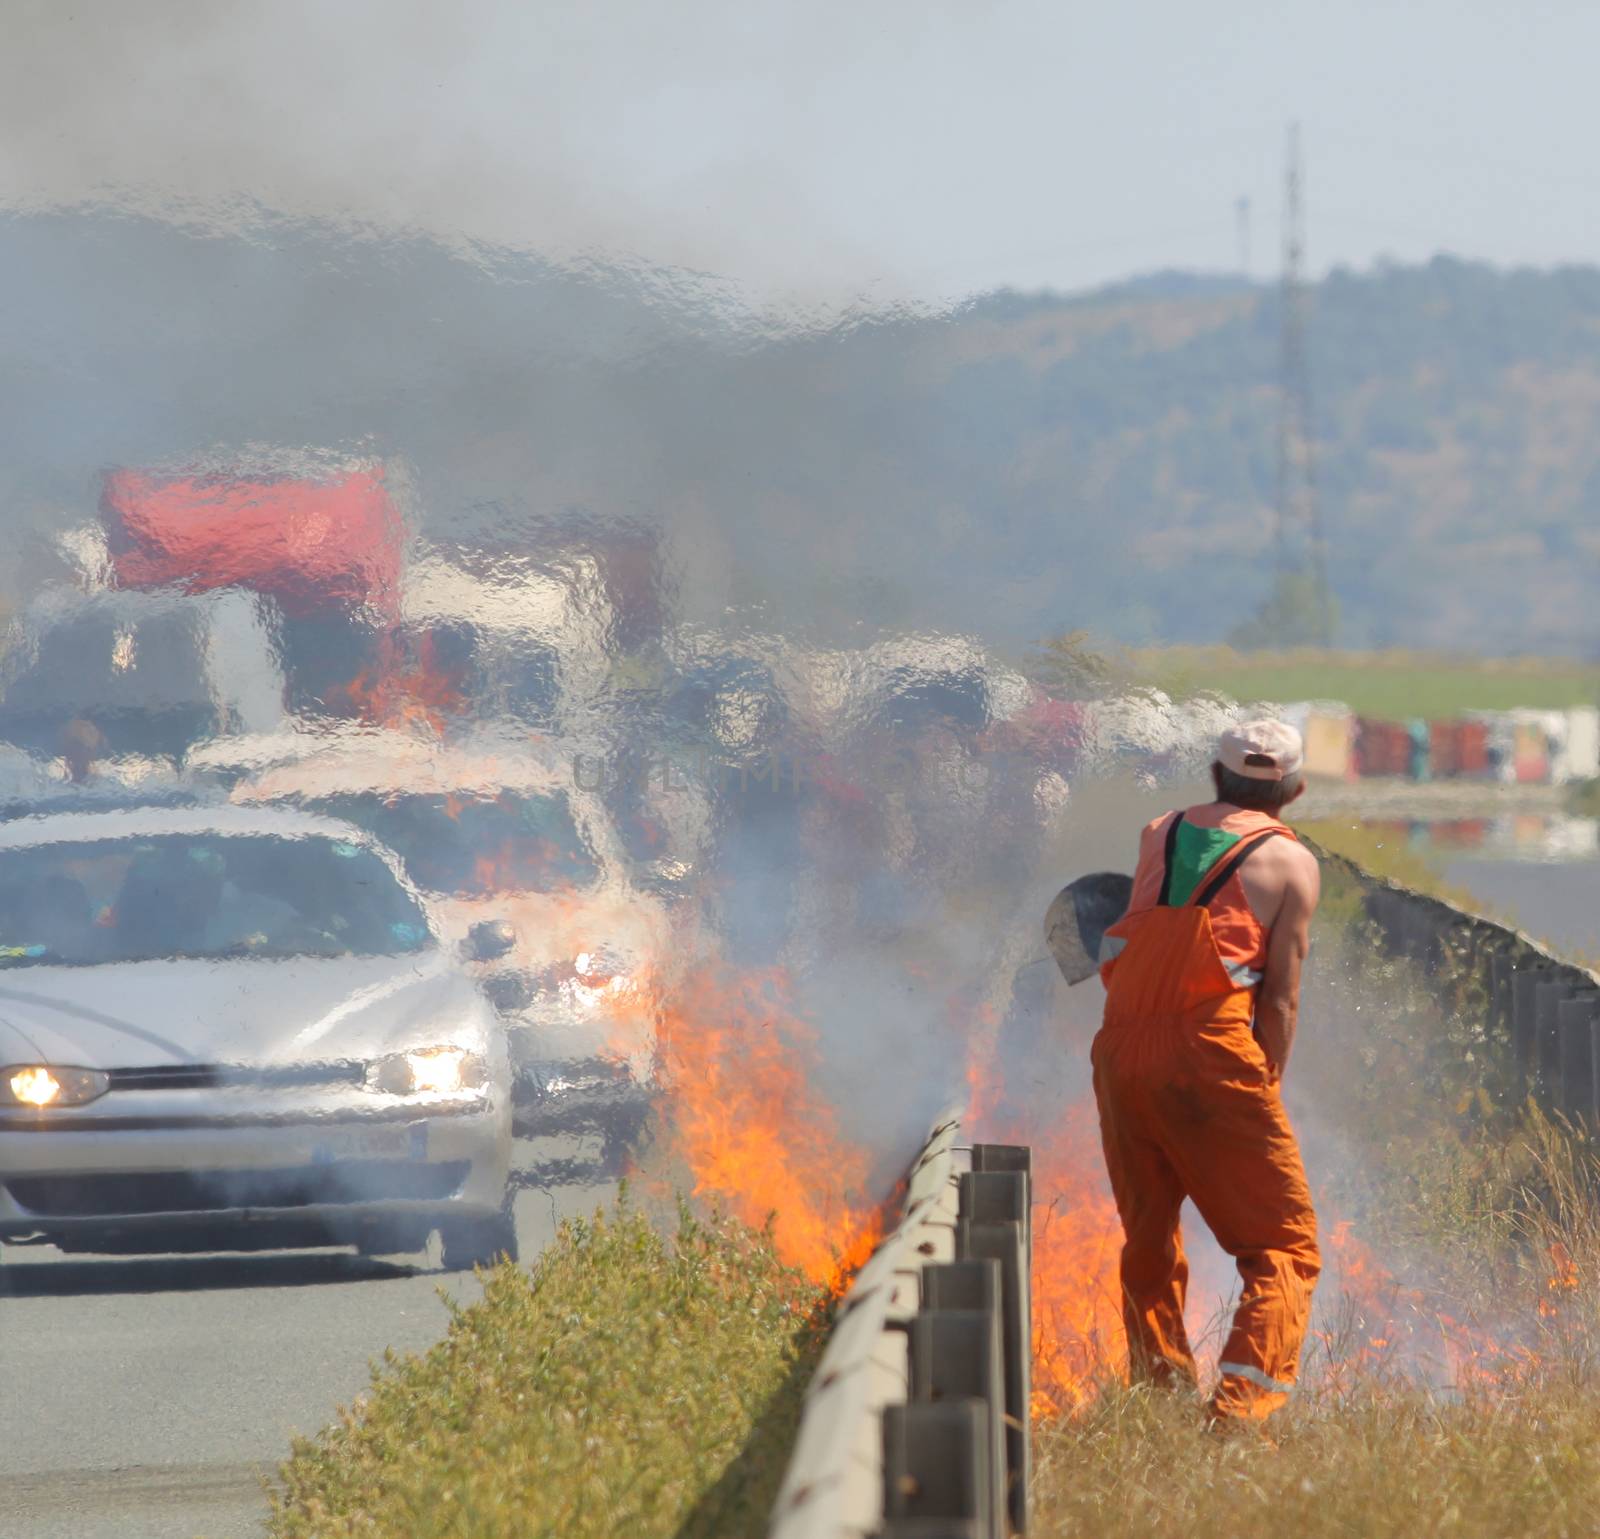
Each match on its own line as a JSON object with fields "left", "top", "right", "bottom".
{"left": 2, "top": 1065, "right": 110, "bottom": 1108}
{"left": 363, "top": 1046, "right": 484, "bottom": 1097}
{"left": 573, "top": 949, "right": 629, "bottom": 988}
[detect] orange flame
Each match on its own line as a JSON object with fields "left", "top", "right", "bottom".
{"left": 628, "top": 959, "right": 1565, "bottom": 1407}
{"left": 963, "top": 1012, "right": 1128, "bottom": 1416}
{"left": 470, "top": 836, "right": 567, "bottom": 895}
{"left": 650, "top": 962, "right": 885, "bottom": 1292}
{"left": 1538, "top": 1241, "right": 1580, "bottom": 1319}
{"left": 1315, "top": 1219, "right": 1546, "bottom": 1391}
{"left": 342, "top": 632, "right": 464, "bottom": 734}
{"left": 1024, "top": 1101, "right": 1129, "bottom": 1417}
{"left": 967, "top": 1031, "right": 1548, "bottom": 1417}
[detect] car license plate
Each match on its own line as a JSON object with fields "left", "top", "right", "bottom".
{"left": 309, "top": 1127, "right": 404, "bottom": 1165}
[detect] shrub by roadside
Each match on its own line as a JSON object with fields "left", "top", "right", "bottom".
{"left": 268, "top": 1195, "right": 829, "bottom": 1539}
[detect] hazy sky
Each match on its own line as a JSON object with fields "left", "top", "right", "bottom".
{"left": 4, "top": 0, "right": 1598, "bottom": 308}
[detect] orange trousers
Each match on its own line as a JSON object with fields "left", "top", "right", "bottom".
{"left": 1093, "top": 906, "right": 1321, "bottom": 1421}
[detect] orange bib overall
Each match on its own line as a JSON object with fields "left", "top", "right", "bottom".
{"left": 1093, "top": 807, "right": 1320, "bottom": 1421}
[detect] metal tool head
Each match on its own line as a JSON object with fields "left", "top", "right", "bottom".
{"left": 1045, "top": 871, "right": 1133, "bottom": 985}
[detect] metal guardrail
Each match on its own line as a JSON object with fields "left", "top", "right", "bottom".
{"left": 1309, "top": 839, "right": 1600, "bottom": 1120}
{"left": 767, "top": 1111, "right": 1033, "bottom": 1539}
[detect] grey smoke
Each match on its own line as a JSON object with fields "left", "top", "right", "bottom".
{"left": 0, "top": 0, "right": 917, "bottom": 304}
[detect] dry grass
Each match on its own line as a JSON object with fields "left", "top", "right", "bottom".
{"left": 1029, "top": 858, "right": 1600, "bottom": 1537}
{"left": 1033, "top": 1374, "right": 1600, "bottom": 1538}
{"left": 1032, "top": 1119, "right": 1600, "bottom": 1538}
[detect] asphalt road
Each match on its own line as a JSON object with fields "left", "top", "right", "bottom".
{"left": 1442, "top": 854, "right": 1600, "bottom": 961}
{"left": 0, "top": 1160, "right": 618, "bottom": 1539}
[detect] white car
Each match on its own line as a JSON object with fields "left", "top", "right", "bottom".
{"left": 0, "top": 805, "right": 515, "bottom": 1269}
{"left": 223, "top": 730, "right": 677, "bottom": 1167}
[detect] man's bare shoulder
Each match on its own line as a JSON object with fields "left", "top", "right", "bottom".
{"left": 1281, "top": 834, "right": 1320, "bottom": 871}
{"left": 1256, "top": 832, "right": 1317, "bottom": 869}
{"left": 1241, "top": 829, "right": 1319, "bottom": 910}
{"left": 1276, "top": 834, "right": 1321, "bottom": 899}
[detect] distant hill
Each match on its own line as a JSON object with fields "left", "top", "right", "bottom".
{"left": 751, "top": 257, "right": 1600, "bottom": 656}
{"left": 4, "top": 212, "right": 1597, "bottom": 656}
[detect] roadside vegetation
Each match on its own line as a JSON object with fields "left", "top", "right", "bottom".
{"left": 1294, "top": 814, "right": 1600, "bottom": 970}
{"left": 1031, "top": 852, "right": 1600, "bottom": 1537}
{"left": 268, "top": 1195, "right": 829, "bottom": 1539}
{"left": 1293, "top": 815, "right": 1456, "bottom": 892}
{"left": 1570, "top": 778, "right": 1600, "bottom": 817}
{"left": 1125, "top": 645, "right": 1600, "bottom": 718}
{"left": 1290, "top": 816, "right": 1489, "bottom": 912}
{"left": 1033, "top": 1369, "right": 1600, "bottom": 1539}
{"left": 1023, "top": 635, "right": 1598, "bottom": 718}
{"left": 1032, "top": 1106, "right": 1600, "bottom": 1539}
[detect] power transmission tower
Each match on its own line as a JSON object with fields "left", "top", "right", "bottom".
{"left": 1272, "top": 123, "right": 1334, "bottom": 645}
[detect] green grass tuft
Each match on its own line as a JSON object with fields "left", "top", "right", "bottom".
{"left": 267, "top": 1193, "right": 830, "bottom": 1539}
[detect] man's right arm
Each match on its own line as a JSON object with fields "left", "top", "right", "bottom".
{"left": 1255, "top": 847, "right": 1320, "bottom": 1082}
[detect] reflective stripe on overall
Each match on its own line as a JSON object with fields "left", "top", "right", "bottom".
{"left": 1092, "top": 811, "right": 1321, "bottom": 1421}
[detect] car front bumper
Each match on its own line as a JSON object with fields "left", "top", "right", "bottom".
{"left": 511, "top": 1054, "right": 655, "bottom": 1141}
{"left": 0, "top": 1083, "right": 511, "bottom": 1253}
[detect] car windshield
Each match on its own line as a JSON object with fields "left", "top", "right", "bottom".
{"left": 0, "top": 832, "right": 432, "bottom": 967}
{"left": 302, "top": 790, "right": 600, "bottom": 897}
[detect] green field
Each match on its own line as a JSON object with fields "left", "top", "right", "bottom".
{"left": 1125, "top": 647, "right": 1600, "bottom": 719}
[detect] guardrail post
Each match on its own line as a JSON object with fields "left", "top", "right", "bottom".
{"left": 907, "top": 1310, "right": 1007, "bottom": 1539}
{"left": 1536, "top": 979, "right": 1577, "bottom": 1106}
{"left": 1366, "top": 888, "right": 1396, "bottom": 956}
{"left": 769, "top": 1122, "right": 1034, "bottom": 1539}
{"left": 1512, "top": 967, "right": 1545, "bottom": 1096}
{"left": 1590, "top": 1001, "right": 1600, "bottom": 1135}
{"left": 1488, "top": 951, "right": 1513, "bottom": 1048}
{"left": 1558, "top": 992, "right": 1600, "bottom": 1125}
{"left": 1397, "top": 895, "right": 1421, "bottom": 963}
{"left": 958, "top": 1168, "right": 1030, "bottom": 1536}
{"left": 882, "top": 1401, "right": 994, "bottom": 1539}
{"left": 1416, "top": 901, "right": 1437, "bottom": 965}
{"left": 923, "top": 1259, "right": 1003, "bottom": 1315}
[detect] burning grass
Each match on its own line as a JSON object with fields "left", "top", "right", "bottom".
{"left": 1031, "top": 1121, "right": 1600, "bottom": 1538}
{"left": 1023, "top": 850, "right": 1600, "bottom": 1534}
{"left": 641, "top": 960, "right": 888, "bottom": 1290}
{"left": 266, "top": 804, "right": 1598, "bottom": 1537}
{"left": 266, "top": 956, "right": 902, "bottom": 1537}
{"left": 267, "top": 1195, "right": 830, "bottom": 1539}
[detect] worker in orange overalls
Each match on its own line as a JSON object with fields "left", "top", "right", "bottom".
{"left": 1095, "top": 720, "right": 1322, "bottom": 1425}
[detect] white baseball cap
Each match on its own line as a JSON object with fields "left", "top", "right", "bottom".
{"left": 1218, "top": 719, "right": 1304, "bottom": 781}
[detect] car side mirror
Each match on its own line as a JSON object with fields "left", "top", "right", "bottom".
{"left": 464, "top": 919, "right": 516, "bottom": 963}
